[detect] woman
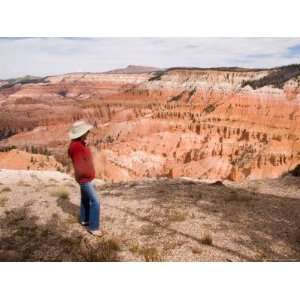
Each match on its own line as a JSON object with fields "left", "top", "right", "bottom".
{"left": 68, "top": 120, "right": 103, "bottom": 236}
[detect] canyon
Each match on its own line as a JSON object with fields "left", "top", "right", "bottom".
{"left": 1, "top": 64, "right": 300, "bottom": 182}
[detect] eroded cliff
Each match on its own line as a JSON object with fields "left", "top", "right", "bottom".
{"left": 1, "top": 64, "right": 300, "bottom": 182}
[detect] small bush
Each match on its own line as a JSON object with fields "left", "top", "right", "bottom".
{"left": 80, "top": 237, "right": 120, "bottom": 261}
{"left": 1, "top": 187, "right": 11, "bottom": 193}
{"left": 200, "top": 232, "right": 213, "bottom": 246}
{"left": 166, "top": 209, "right": 187, "bottom": 223}
{"left": 107, "top": 238, "right": 121, "bottom": 252}
{"left": 139, "top": 224, "right": 157, "bottom": 236}
{"left": 129, "top": 242, "right": 140, "bottom": 253}
{"left": 191, "top": 247, "right": 203, "bottom": 254}
{"left": 50, "top": 187, "right": 70, "bottom": 200}
{"left": 140, "top": 247, "right": 163, "bottom": 262}
{"left": 17, "top": 180, "right": 31, "bottom": 187}
{"left": 0, "top": 196, "right": 9, "bottom": 207}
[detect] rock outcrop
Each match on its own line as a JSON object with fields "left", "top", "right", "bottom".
{"left": 0, "top": 149, "right": 64, "bottom": 172}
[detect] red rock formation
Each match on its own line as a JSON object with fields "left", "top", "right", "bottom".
{"left": 0, "top": 149, "right": 63, "bottom": 172}
{"left": 1, "top": 65, "right": 300, "bottom": 182}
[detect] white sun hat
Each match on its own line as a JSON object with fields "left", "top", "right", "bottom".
{"left": 68, "top": 120, "right": 93, "bottom": 140}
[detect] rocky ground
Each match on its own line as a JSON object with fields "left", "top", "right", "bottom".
{"left": 0, "top": 169, "right": 300, "bottom": 262}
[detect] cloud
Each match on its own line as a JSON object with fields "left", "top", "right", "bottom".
{"left": 0, "top": 37, "right": 300, "bottom": 79}
{"left": 286, "top": 43, "right": 300, "bottom": 58}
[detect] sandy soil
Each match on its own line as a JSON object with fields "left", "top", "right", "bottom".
{"left": 0, "top": 169, "right": 300, "bottom": 261}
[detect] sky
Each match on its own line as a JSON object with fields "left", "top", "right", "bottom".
{"left": 0, "top": 37, "right": 300, "bottom": 79}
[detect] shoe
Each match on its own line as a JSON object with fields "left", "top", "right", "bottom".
{"left": 80, "top": 221, "right": 89, "bottom": 226}
{"left": 88, "top": 229, "right": 104, "bottom": 237}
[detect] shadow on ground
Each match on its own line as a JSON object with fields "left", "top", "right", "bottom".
{"left": 100, "top": 179, "right": 300, "bottom": 261}
{"left": 0, "top": 206, "right": 120, "bottom": 262}
{"left": 57, "top": 197, "right": 79, "bottom": 219}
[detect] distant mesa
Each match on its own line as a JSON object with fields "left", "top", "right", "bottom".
{"left": 104, "top": 65, "right": 162, "bottom": 74}
{"left": 0, "top": 75, "right": 48, "bottom": 90}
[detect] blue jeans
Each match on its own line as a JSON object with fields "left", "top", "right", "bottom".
{"left": 80, "top": 182, "right": 100, "bottom": 231}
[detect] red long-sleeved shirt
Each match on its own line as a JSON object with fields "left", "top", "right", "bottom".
{"left": 68, "top": 140, "right": 95, "bottom": 184}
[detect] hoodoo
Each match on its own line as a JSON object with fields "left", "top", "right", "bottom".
{"left": 1, "top": 64, "right": 300, "bottom": 182}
